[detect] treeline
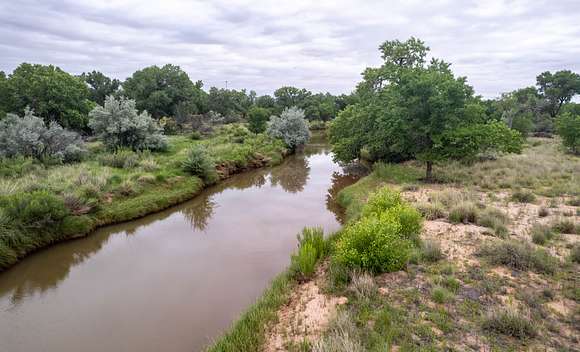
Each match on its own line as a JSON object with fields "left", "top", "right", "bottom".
{"left": 0, "top": 63, "right": 354, "bottom": 133}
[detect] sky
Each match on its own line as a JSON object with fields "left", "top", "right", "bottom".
{"left": 1, "top": 0, "right": 579, "bottom": 98}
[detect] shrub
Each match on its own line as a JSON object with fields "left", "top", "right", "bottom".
{"left": 530, "top": 224, "right": 553, "bottom": 245}
{"left": 360, "top": 187, "right": 402, "bottom": 218}
{"left": 181, "top": 145, "right": 218, "bottom": 184}
{"left": 140, "top": 158, "right": 159, "bottom": 172}
{"left": 266, "top": 106, "right": 310, "bottom": 150}
{"left": 386, "top": 204, "right": 423, "bottom": 245}
{"left": 308, "top": 119, "right": 327, "bottom": 131}
{"left": 0, "top": 108, "right": 86, "bottom": 162}
{"left": 556, "top": 112, "right": 580, "bottom": 155}
{"left": 482, "top": 309, "right": 537, "bottom": 339}
{"left": 416, "top": 201, "right": 446, "bottom": 220}
{"left": 570, "top": 244, "right": 580, "bottom": 263}
{"left": 511, "top": 190, "right": 536, "bottom": 203}
{"left": 247, "top": 106, "right": 270, "bottom": 133}
{"left": 334, "top": 212, "right": 412, "bottom": 273}
{"left": 419, "top": 240, "right": 445, "bottom": 263}
{"left": 477, "top": 207, "right": 510, "bottom": 237}
{"left": 98, "top": 150, "right": 139, "bottom": 169}
{"left": 448, "top": 202, "right": 479, "bottom": 224}
{"left": 349, "top": 270, "right": 378, "bottom": 300}
{"left": 538, "top": 207, "right": 549, "bottom": 217}
{"left": 431, "top": 286, "right": 452, "bottom": 304}
{"left": 88, "top": 96, "right": 167, "bottom": 151}
{"left": 477, "top": 240, "right": 558, "bottom": 274}
{"left": 0, "top": 190, "right": 69, "bottom": 228}
{"left": 190, "top": 130, "right": 202, "bottom": 140}
{"left": 551, "top": 218, "right": 578, "bottom": 234}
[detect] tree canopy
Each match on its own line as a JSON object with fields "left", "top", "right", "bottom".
{"left": 330, "top": 38, "right": 522, "bottom": 180}
{"left": 80, "top": 71, "right": 120, "bottom": 105}
{"left": 536, "top": 70, "right": 580, "bottom": 118}
{"left": 122, "top": 64, "right": 204, "bottom": 119}
{"left": 1, "top": 63, "right": 93, "bottom": 131}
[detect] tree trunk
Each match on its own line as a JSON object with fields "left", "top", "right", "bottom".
{"left": 425, "top": 161, "right": 433, "bottom": 182}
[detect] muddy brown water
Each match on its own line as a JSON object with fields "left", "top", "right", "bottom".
{"left": 0, "top": 135, "right": 362, "bottom": 352}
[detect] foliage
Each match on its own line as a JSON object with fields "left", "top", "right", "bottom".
{"left": 482, "top": 309, "right": 537, "bottom": 339}
{"left": 448, "top": 202, "right": 479, "bottom": 224}
{"left": 556, "top": 112, "right": 580, "bottom": 154}
{"left": 207, "top": 87, "right": 253, "bottom": 118}
{"left": 1, "top": 63, "right": 93, "bottom": 131}
{"left": 88, "top": 96, "right": 167, "bottom": 151}
{"left": 266, "top": 106, "right": 310, "bottom": 150}
{"left": 477, "top": 240, "right": 558, "bottom": 274}
{"left": 247, "top": 106, "right": 270, "bottom": 133}
{"left": 360, "top": 187, "right": 402, "bottom": 218}
{"left": 551, "top": 218, "right": 578, "bottom": 234}
{"left": 477, "top": 208, "right": 510, "bottom": 237}
{"left": 536, "top": 70, "right": 580, "bottom": 118}
{"left": 570, "top": 244, "right": 580, "bottom": 263}
{"left": 511, "top": 189, "right": 536, "bottom": 203}
{"left": 80, "top": 71, "right": 120, "bottom": 105}
{"left": 297, "top": 227, "right": 326, "bottom": 260}
{"left": 98, "top": 150, "right": 139, "bottom": 169}
{"left": 431, "top": 286, "right": 453, "bottom": 304}
{"left": 291, "top": 227, "right": 326, "bottom": 280}
{"left": 0, "top": 190, "right": 69, "bottom": 228}
{"left": 0, "top": 108, "right": 86, "bottom": 162}
{"left": 531, "top": 224, "right": 553, "bottom": 245}
{"left": 181, "top": 144, "right": 218, "bottom": 184}
{"left": 122, "top": 64, "right": 205, "bottom": 118}
{"left": 330, "top": 38, "right": 522, "bottom": 180}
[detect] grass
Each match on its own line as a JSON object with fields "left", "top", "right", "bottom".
{"left": 431, "top": 286, "right": 453, "bottom": 304}
{"left": 482, "top": 309, "right": 537, "bottom": 339}
{"left": 448, "top": 202, "right": 479, "bottom": 224}
{"left": 551, "top": 218, "right": 578, "bottom": 234}
{"left": 530, "top": 224, "right": 554, "bottom": 245}
{"left": 477, "top": 240, "right": 559, "bottom": 274}
{"left": 477, "top": 207, "right": 510, "bottom": 237}
{"left": 0, "top": 125, "right": 287, "bottom": 271}
{"left": 511, "top": 189, "right": 536, "bottom": 203}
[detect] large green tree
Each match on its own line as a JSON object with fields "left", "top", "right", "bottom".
{"left": 536, "top": 70, "right": 580, "bottom": 118}
{"left": 80, "top": 71, "right": 120, "bottom": 105}
{"left": 123, "top": 64, "right": 202, "bottom": 118}
{"left": 330, "top": 38, "right": 522, "bottom": 180}
{"left": 0, "top": 71, "right": 7, "bottom": 118}
{"left": 2, "top": 63, "right": 93, "bottom": 131}
{"left": 207, "top": 87, "right": 253, "bottom": 117}
{"left": 274, "top": 86, "right": 311, "bottom": 111}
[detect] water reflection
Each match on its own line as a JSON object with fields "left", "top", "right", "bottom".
{"left": 0, "top": 135, "right": 362, "bottom": 352}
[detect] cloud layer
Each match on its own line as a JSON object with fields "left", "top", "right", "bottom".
{"left": 1, "top": 0, "right": 579, "bottom": 97}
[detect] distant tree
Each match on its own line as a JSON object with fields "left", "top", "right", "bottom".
{"left": 0, "top": 108, "right": 86, "bottom": 162}
{"left": 207, "top": 87, "right": 252, "bottom": 117}
{"left": 247, "top": 106, "right": 270, "bottom": 133}
{"left": 0, "top": 71, "right": 6, "bottom": 119}
{"left": 123, "top": 64, "right": 202, "bottom": 119}
{"left": 330, "top": 38, "right": 522, "bottom": 180}
{"left": 255, "top": 94, "right": 277, "bottom": 110}
{"left": 274, "top": 86, "right": 311, "bottom": 110}
{"left": 556, "top": 112, "right": 580, "bottom": 155}
{"left": 267, "top": 107, "right": 310, "bottom": 150}
{"left": 88, "top": 96, "right": 167, "bottom": 151}
{"left": 536, "top": 70, "right": 580, "bottom": 118}
{"left": 495, "top": 87, "right": 550, "bottom": 135}
{"left": 3, "top": 63, "right": 93, "bottom": 131}
{"left": 80, "top": 71, "right": 120, "bottom": 105}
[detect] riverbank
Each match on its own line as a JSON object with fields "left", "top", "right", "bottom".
{"left": 209, "top": 137, "right": 579, "bottom": 351}
{"left": 0, "top": 124, "right": 288, "bottom": 271}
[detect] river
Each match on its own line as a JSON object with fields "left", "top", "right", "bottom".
{"left": 0, "top": 134, "right": 360, "bottom": 352}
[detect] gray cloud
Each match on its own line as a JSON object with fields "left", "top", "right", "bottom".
{"left": 1, "top": 0, "right": 579, "bottom": 97}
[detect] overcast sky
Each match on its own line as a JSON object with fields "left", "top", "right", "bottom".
{"left": 1, "top": 0, "right": 579, "bottom": 98}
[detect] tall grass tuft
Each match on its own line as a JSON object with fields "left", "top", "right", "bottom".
{"left": 182, "top": 145, "right": 218, "bottom": 185}
{"left": 477, "top": 240, "right": 558, "bottom": 274}
{"left": 482, "top": 309, "right": 537, "bottom": 339}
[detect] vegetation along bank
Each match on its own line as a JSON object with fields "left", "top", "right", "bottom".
{"left": 208, "top": 38, "right": 579, "bottom": 352}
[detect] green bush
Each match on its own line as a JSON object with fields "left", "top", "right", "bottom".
{"left": 248, "top": 106, "right": 270, "bottom": 133}
{"left": 334, "top": 212, "right": 412, "bottom": 273}
{"left": 182, "top": 145, "right": 218, "bottom": 184}
{"left": 556, "top": 112, "right": 580, "bottom": 155}
{"left": 530, "top": 224, "right": 553, "bottom": 245}
{"left": 448, "top": 202, "right": 479, "bottom": 224}
{"left": 482, "top": 309, "right": 537, "bottom": 339}
{"left": 0, "top": 191, "right": 69, "bottom": 228}
{"left": 477, "top": 207, "right": 510, "bottom": 237}
{"left": 297, "top": 227, "right": 326, "bottom": 259}
{"left": 385, "top": 204, "right": 423, "bottom": 245}
{"left": 551, "top": 218, "right": 578, "bottom": 234}
{"left": 98, "top": 149, "right": 139, "bottom": 169}
{"left": 431, "top": 286, "right": 453, "bottom": 304}
{"left": 416, "top": 201, "right": 445, "bottom": 220}
{"left": 570, "top": 244, "right": 580, "bottom": 263}
{"left": 291, "top": 242, "right": 317, "bottom": 279}
{"left": 360, "top": 187, "right": 402, "bottom": 218}
{"left": 511, "top": 190, "right": 536, "bottom": 203}
{"left": 477, "top": 240, "right": 558, "bottom": 274}
{"left": 190, "top": 130, "right": 202, "bottom": 140}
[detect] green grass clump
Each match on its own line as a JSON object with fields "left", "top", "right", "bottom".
{"left": 511, "top": 190, "right": 536, "bottom": 203}
{"left": 0, "top": 190, "right": 69, "bottom": 228}
{"left": 98, "top": 149, "right": 139, "bottom": 169}
{"left": 477, "top": 240, "right": 558, "bottom": 274}
{"left": 551, "top": 218, "right": 578, "bottom": 234}
{"left": 570, "top": 244, "right": 580, "bottom": 263}
{"left": 290, "top": 227, "right": 326, "bottom": 280}
{"left": 431, "top": 286, "right": 453, "bottom": 304}
{"left": 414, "top": 239, "right": 444, "bottom": 263}
{"left": 416, "top": 201, "right": 445, "bottom": 220}
{"left": 448, "top": 202, "right": 479, "bottom": 224}
{"left": 482, "top": 309, "right": 537, "bottom": 339}
{"left": 530, "top": 224, "right": 554, "bottom": 245}
{"left": 477, "top": 207, "right": 510, "bottom": 237}
{"left": 182, "top": 145, "right": 218, "bottom": 185}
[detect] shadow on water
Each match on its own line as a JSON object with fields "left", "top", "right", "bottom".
{"left": 0, "top": 133, "right": 364, "bottom": 352}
